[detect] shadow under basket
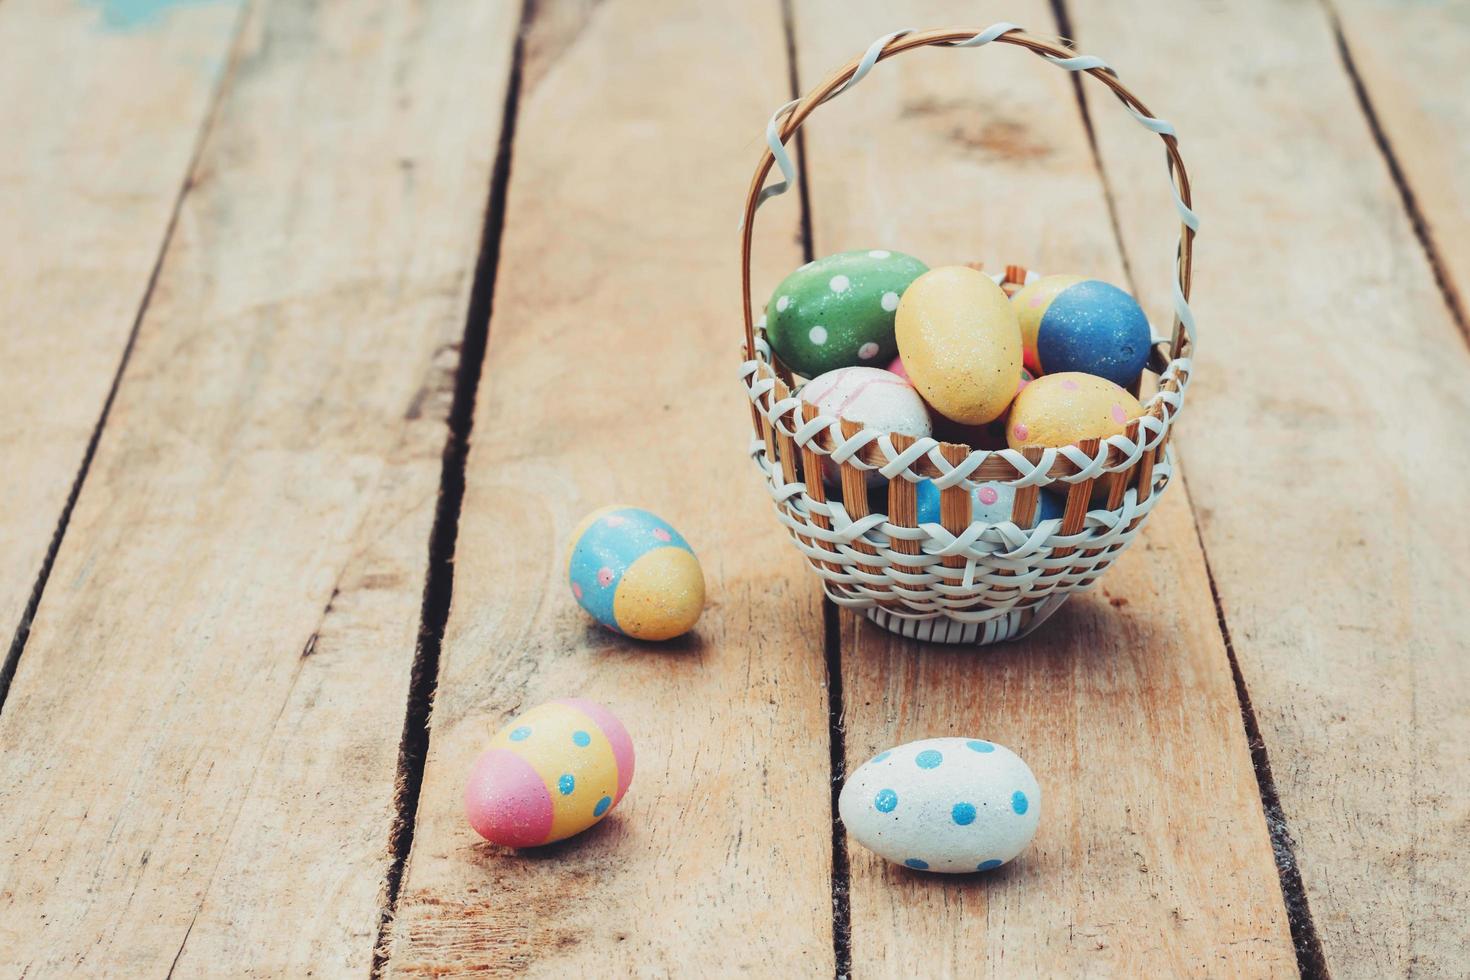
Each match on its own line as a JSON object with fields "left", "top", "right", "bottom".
{"left": 735, "top": 25, "right": 1198, "bottom": 645}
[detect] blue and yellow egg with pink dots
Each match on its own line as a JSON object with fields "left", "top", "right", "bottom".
{"left": 838, "top": 737, "right": 1041, "bottom": 873}
{"left": 567, "top": 506, "right": 704, "bottom": 641}
{"left": 1011, "top": 274, "right": 1152, "bottom": 387}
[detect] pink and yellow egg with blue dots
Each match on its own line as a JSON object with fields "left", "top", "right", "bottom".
{"left": 464, "top": 699, "right": 635, "bottom": 847}
{"left": 567, "top": 505, "right": 704, "bottom": 641}
{"left": 1011, "top": 274, "right": 1152, "bottom": 388}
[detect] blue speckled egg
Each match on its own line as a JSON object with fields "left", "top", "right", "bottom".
{"left": 915, "top": 479, "right": 1065, "bottom": 526}
{"left": 567, "top": 506, "right": 704, "bottom": 640}
{"left": 1011, "top": 276, "right": 1151, "bottom": 387}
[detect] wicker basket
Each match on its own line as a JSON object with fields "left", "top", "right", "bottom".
{"left": 737, "top": 24, "right": 1197, "bottom": 645}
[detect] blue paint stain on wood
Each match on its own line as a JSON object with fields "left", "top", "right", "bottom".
{"left": 82, "top": 0, "right": 231, "bottom": 32}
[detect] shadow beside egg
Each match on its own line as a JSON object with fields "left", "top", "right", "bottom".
{"left": 578, "top": 619, "right": 709, "bottom": 658}
{"left": 883, "top": 853, "right": 1028, "bottom": 886}
{"left": 463, "top": 811, "right": 628, "bottom": 866}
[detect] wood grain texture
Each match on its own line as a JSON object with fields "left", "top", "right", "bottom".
{"left": 0, "top": 0, "right": 241, "bottom": 663}
{"left": 1332, "top": 0, "right": 1470, "bottom": 326}
{"left": 0, "top": 1, "right": 520, "bottom": 975}
{"left": 382, "top": 0, "right": 836, "bottom": 975}
{"left": 790, "top": 1, "right": 1298, "bottom": 973}
{"left": 1073, "top": 0, "right": 1470, "bottom": 975}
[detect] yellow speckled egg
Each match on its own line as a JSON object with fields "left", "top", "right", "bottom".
{"left": 567, "top": 506, "right": 704, "bottom": 641}
{"left": 1010, "top": 274, "right": 1085, "bottom": 373}
{"left": 464, "top": 699, "right": 634, "bottom": 847}
{"left": 1006, "top": 372, "right": 1144, "bottom": 450}
{"left": 895, "top": 266, "right": 1022, "bottom": 425}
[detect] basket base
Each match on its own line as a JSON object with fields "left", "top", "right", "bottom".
{"left": 864, "top": 595, "right": 1070, "bottom": 646}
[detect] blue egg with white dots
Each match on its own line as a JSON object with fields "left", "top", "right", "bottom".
{"left": 837, "top": 737, "right": 1041, "bottom": 874}
{"left": 915, "top": 479, "right": 1066, "bottom": 527}
{"left": 1013, "top": 275, "right": 1152, "bottom": 387}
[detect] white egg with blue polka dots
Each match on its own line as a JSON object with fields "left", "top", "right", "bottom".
{"left": 838, "top": 737, "right": 1040, "bottom": 874}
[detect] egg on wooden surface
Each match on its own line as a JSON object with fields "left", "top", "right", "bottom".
{"left": 765, "top": 249, "right": 928, "bottom": 377}
{"left": 895, "top": 266, "right": 1022, "bottom": 425}
{"left": 800, "top": 367, "right": 932, "bottom": 486}
{"left": 838, "top": 737, "right": 1041, "bottom": 873}
{"left": 567, "top": 506, "right": 703, "bottom": 640}
{"left": 1012, "top": 275, "right": 1152, "bottom": 387}
{"left": 464, "top": 699, "right": 635, "bottom": 847}
{"left": 1006, "top": 372, "right": 1144, "bottom": 450}
{"left": 915, "top": 479, "right": 1065, "bottom": 526}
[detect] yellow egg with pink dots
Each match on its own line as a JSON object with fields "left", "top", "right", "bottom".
{"left": 1006, "top": 372, "right": 1143, "bottom": 450}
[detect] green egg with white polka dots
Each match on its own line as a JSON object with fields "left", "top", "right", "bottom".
{"left": 766, "top": 249, "right": 928, "bottom": 377}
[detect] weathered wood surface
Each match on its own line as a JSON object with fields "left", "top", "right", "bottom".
{"left": 3, "top": 0, "right": 1469, "bottom": 975}
{"left": 0, "top": 0, "right": 520, "bottom": 975}
{"left": 1075, "top": 0, "right": 1470, "bottom": 975}
{"left": 1332, "top": 0, "right": 1470, "bottom": 327}
{"left": 0, "top": 0, "right": 241, "bottom": 677}
{"left": 382, "top": 0, "right": 837, "bottom": 975}
{"left": 791, "top": 2, "right": 1297, "bottom": 974}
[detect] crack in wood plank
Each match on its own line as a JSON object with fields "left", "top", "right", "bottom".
{"left": 371, "top": 2, "right": 534, "bottom": 972}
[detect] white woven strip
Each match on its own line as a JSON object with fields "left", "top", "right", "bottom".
{"left": 745, "top": 409, "right": 1177, "bottom": 637}
{"left": 746, "top": 21, "right": 1199, "bottom": 352}
{"left": 740, "top": 344, "right": 1190, "bottom": 497}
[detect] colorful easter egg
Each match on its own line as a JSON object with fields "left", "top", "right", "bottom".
{"left": 895, "top": 266, "right": 1023, "bottom": 425}
{"left": 1006, "top": 372, "right": 1144, "bottom": 450}
{"left": 1011, "top": 275, "right": 1151, "bottom": 387}
{"left": 915, "top": 480, "right": 1065, "bottom": 526}
{"left": 886, "top": 354, "right": 909, "bottom": 381}
{"left": 464, "top": 699, "right": 635, "bottom": 847}
{"left": 766, "top": 249, "right": 928, "bottom": 377}
{"left": 567, "top": 506, "right": 704, "bottom": 640}
{"left": 800, "top": 367, "right": 932, "bottom": 486}
{"left": 838, "top": 737, "right": 1041, "bottom": 873}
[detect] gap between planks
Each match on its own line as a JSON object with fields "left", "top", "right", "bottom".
{"left": 1053, "top": 1, "right": 1332, "bottom": 973}
{"left": 0, "top": 1, "right": 251, "bottom": 713}
{"left": 776, "top": 0, "right": 854, "bottom": 974}
{"left": 1319, "top": 0, "right": 1469, "bottom": 342}
{"left": 370, "top": 0, "right": 534, "bottom": 971}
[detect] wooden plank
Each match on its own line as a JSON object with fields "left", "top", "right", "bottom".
{"left": 791, "top": 2, "right": 1299, "bottom": 973}
{"left": 1073, "top": 1, "right": 1470, "bottom": 975}
{"left": 0, "top": 2, "right": 521, "bottom": 975}
{"left": 1332, "top": 0, "right": 1470, "bottom": 325}
{"left": 0, "top": 0, "right": 241, "bottom": 672}
{"left": 382, "top": 0, "right": 835, "bottom": 975}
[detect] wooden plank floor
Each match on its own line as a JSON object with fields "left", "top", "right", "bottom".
{"left": 1, "top": 1, "right": 1466, "bottom": 976}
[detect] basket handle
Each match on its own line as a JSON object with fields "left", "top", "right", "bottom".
{"left": 739, "top": 24, "right": 1198, "bottom": 363}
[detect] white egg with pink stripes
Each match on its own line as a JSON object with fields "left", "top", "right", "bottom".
{"left": 799, "top": 366, "right": 931, "bottom": 487}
